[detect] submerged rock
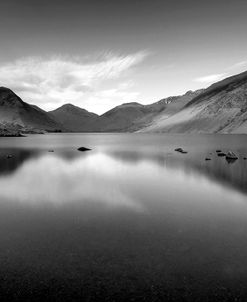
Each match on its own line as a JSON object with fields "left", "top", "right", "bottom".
{"left": 77, "top": 147, "right": 91, "bottom": 152}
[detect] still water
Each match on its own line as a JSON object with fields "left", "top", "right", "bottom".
{"left": 0, "top": 133, "right": 247, "bottom": 301}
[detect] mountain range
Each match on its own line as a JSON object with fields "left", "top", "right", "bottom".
{"left": 0, "top": 70, "right": 247, "bottom": 135}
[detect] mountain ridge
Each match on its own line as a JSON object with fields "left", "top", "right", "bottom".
{"left": 49, "top": 103, "right": 98, "bottom": 132}
{"left": 139, "top": 71, "right": 247, "bottom": 133}
{"left": 1, "top": 70, "right": 247, "bottom": 135}
{"left": 0, "top": 87, "right": 63, "bottom": 132}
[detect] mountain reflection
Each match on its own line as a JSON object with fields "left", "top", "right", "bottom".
{"left": 0, "top": 149, "right": 246, "bottom": 211}
{"left": 108, "top": 150, "right": 247, "bottom": 195}
{"left": 0, "top": 153, "right": 143, "bottom": 211}
{"left": 0, "top": 149, "right": 40, "bottom": 176}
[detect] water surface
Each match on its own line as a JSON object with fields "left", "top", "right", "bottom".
{"left": 0, "top": 133, "right": 247, "bottom": 301}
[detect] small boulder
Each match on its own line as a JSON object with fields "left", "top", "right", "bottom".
{"left": 225, "top": 151, "right": 238, "bottom": 160}
{"left": 181, "top": 150, "right": 188, "bottom": 154}
{"left": 205, "top": 158, "right": 211, "bottom": 161}
{"left": 6, "top": 154, "right": 13, "bottom": 159}
{"left": 77, "top": 147, "right": 91, "bottom": 152}
{"left": 217, "top": 152, "right": 226, "bottom": 157}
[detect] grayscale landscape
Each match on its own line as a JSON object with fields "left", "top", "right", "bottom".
{"left": 0, "top": 0, "right": 247, "bottom": 301}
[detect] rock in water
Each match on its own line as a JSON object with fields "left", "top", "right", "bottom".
{"left": 174, "top": 147, "right": 188, "bottom": 153}
{"left": 217, "top": 152, "right": 226, "bottom": 157}
{"left": 225, "top": 151, "right": 238, "bottom": 160}
{"left": 181, "top": 150, "right": 188, "bottom": 154}
{"left": 77, "top": 147, "right": 91, "bottom": 152}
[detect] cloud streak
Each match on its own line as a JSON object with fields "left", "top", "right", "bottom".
{"left": 194, "top": 73, "right": 227, "bottom": 84}
{"left": 0, "top": 51, "right": 149, "bottom": 113}
{"left": 193, "top": 59, "right": 247, "bottom": 87}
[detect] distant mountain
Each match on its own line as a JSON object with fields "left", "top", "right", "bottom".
{"left": 49, "top": 104, "right": 98, "bottom": 132}
{"left": 139, "top": 71, "right": 247, "bottom": 133}
{"left": 91, "top": 102, "right": 152, "bottom": 132}
{"left": 130, "top": 90, "right": 204, "bottom": 131}
{"left": 89, "top": 91, "right": 204, "bottom": 132}
{"left": 0, "top": 87, "right": 63, "bottom": 132}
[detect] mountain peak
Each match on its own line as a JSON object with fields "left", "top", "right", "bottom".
{"left": 0, "top": 87, "right": 63, "bottom": 131}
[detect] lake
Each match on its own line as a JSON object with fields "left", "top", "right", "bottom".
{"left": 0, "top": 133, "right": 247, "bottom": 301}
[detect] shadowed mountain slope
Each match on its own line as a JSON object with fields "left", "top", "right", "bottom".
{"left": 0, "top": 87, "right": 63, "bottom": 132}
{"left": 49, "top": 104, "right": 98, "bottom": 132}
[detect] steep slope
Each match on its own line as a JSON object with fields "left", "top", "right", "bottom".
{"left": 49, "top": 104, "right": 98, "bottom": 132}
{"left": 0, "top": 87, "right": 62, "bottom": 131}
{"left": 139, "top": 71, "right": 247, "bottom": 133}
{"left": 91, "top": 102, "right": 151, "bottom": 132}
{"left": 89, "top": 91, "right": 204, "bottom": 132}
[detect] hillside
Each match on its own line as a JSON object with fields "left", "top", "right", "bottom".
{"left": 0, "top": 87, "right": 63, "bottom": 132}
{"left": 91, "top": 102, "right": 152, "bottom": 132}
{"left": 88, "top": 90, "right": 203, "bottom": 132}
{"left": 139, "top": 71, "right": 247, "bottom": 133}
{"left": 49, "top": 104, "right": 98, "bottom": 132}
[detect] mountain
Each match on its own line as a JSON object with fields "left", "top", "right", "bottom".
{"left": 89, "top": 91, "right": 204, "bottom": 132}
{"left": 91, "top": 102, "right": 153, "bottom": 132}
{"left": 139, "top": 71, "right": 247, "bottom": 133}
{"left": 0, "top": 87, "right": 63, "bottom": 132}
{"left": 130, "top": 89, "right": 204, "bottom": 131}
{"left": 49, "top": 104, "right": 98, "bottom": 132}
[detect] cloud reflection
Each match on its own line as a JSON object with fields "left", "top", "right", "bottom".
{"left": 0, "top": 154, "right": 143, "bottom": 211}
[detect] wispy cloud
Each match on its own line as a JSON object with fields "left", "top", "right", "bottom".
{"left": 194, "top": 73, "right": 227, "bottom": 84}
{"left": 193, "top": 59, "right": 247, "bottom": 87}
{"left": 228, "top": 60, "right": 247, "bottom": 70}
{"left": 0, "top": 51, "right": 149, "bottom": 113}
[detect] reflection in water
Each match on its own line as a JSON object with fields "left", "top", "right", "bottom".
{"left": 0, "top": 149, "right": 39, "bottom": 175}
{"left": 0, "top": 154, "right": 142, "bottom": 211}
{"left": 0, "top": 150, "right": 246, "bottom": 212}
{"left": 110, "top": 149, "right": 247, "bottom": 195}
{"left": 1, "top": 134, "right": 247, "bottom": 301}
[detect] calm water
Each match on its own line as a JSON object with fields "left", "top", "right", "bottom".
{"left": 0, "top": 133, "right": 247, "bottom": 301}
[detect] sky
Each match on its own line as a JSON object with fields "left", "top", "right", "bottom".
{"left": 0, "top": 0, "right": 247, "bottom": 114}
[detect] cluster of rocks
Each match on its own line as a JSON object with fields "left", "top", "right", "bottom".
{"left": 216, "top": 150, "right": 238, "bottom": 160}
{"left": 174, "top": 147, "right": 245, "bottom": 163}
{"left": 205, "top": 150, "right": 242, "bottom": 163}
